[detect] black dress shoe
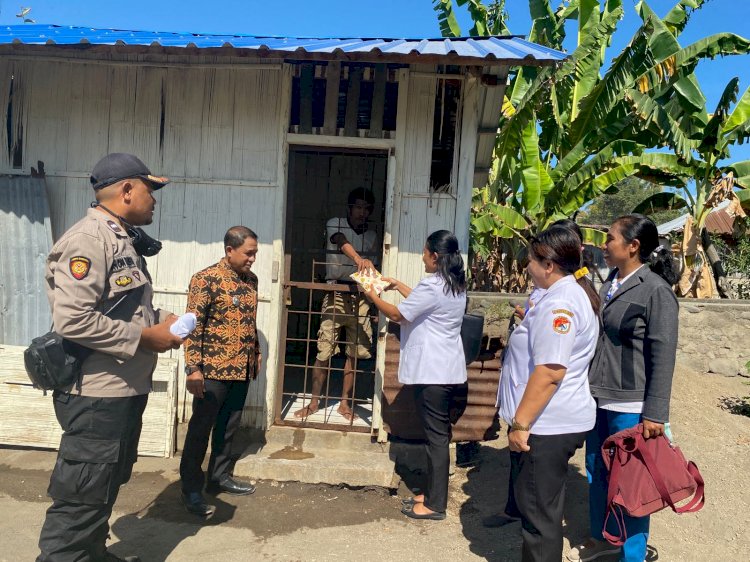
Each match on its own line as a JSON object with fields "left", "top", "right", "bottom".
{"left": 181, "top": 491, "right": 216, "bottom": 516}
{"left": 401, "top": 504, "right": 446, "bottom": 520}
{"left": 207, "top": 475, "right": 256, "bottom": 496}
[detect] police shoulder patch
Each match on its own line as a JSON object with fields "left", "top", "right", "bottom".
{"left": 115, "top": 275, "right": 133, "bottom": 287}
{"left": 552, "top": 315, "right": 572, "bottom": 334}
{"left": 69, "top": 256, "right": 91, "bottom": 280}
{"left": 106, "top": 219, "right": 123, "bottom": 233}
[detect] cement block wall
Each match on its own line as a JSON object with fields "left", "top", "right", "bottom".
{"left": 467, "top": 293, "right": 750, "bottom": 377}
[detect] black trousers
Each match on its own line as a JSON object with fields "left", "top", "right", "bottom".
{"left": 37, "top": 392, "right": 148, "bottom": 562}
{"left": 512, "top": 431, "right": 587, "bottom": 562}
{"left": 180, "top": 378, "right": 249, "bottom": 493}
{"left": 413, "top": 383, "right": 468, "bottom": 513}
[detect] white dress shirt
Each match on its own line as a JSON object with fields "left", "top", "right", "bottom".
{"left": 396, "top": 275, "right": 468, "bottom": 385}
{"left": 498, "top": 275, "right": 598, "bottom": 435}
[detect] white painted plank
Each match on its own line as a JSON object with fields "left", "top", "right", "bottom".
{"left": 162, "top": 67, "right": 207, "bottom": 179}
{"left": 455, "top": 74, "right": 481, "bottom": 259}
{"left": 107, "top": 65, "right": 139, "bottom": 155}
{"left": 0, "top": 59, "right": 10, "bottom": 171}
{"left": 65, "top": 64, "right": 112, "bottom": 173}
{"left": 24, "top": 62, "right": 72, "bottom": 173}
{"left": 401, "top": 75, "right": 436, "bottom": 196}
{"left": 199, "top": 69, "right": 235, "bottom": 180}
{"left": 0, "top": 345, "right": 178, "bottom": 457}
{"left": 231, "top": 69, "right": 280, "bottom": 183}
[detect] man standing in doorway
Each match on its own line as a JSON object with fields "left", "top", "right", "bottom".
{"left": 38, "top": 153, "right": 183, "bottom": 562}
{"left": 180, "top": 226, "right": 261, "bottom": 516}
{"left": 295, "top": 187, "right": 378, "bottom": 422}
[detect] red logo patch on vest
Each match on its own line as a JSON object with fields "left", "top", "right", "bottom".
{"left": 552, "top": 315, "right": 572, "bottom": 334}
{"left": 69, "top": 256, "right": 91, "bottom": 280}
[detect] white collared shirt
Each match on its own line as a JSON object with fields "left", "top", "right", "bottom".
{"left": 498, "top": 275, "right": 598, "bottom": 435}
{"left": 325, "top": 217, "right": 378, "bottom": 281}
{"left": 396, "top": 275, "right": 467, "bottom": 385}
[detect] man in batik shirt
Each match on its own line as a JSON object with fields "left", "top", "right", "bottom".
{"left": 179, "top": 226, "right": 261, "bottom": 517}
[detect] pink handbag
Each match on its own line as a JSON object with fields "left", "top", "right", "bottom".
{"left": 601, "top": 423, "right": 704, "bottom": 545}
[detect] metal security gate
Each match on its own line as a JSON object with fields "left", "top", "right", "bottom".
{"left": 275, "top": 274, "right": 378, "bottom": 432}
{"left": 275, "top": 147, "right": 387, "bottom": 432}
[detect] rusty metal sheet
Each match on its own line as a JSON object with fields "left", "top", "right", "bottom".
{"left": 381, "top": 330, "right": 500, "bottom": 443}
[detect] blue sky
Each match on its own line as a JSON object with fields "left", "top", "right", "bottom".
{"left": 1, "top": 0, "right": 749, "bottom": 163}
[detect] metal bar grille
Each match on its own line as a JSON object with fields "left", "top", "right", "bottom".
{"left": 276, "top": 259, "right": 377, "bottom": 432}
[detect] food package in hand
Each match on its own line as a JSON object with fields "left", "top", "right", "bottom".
{"left": 350, "top": 269, "right": 390, "bottom": 295}
{"left": 169, "top": 312, "right": 197, "bottom": 338}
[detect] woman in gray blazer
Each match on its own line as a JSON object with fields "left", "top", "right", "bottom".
{"left": 568, "top": 214, "right": 680, "bottom": 562}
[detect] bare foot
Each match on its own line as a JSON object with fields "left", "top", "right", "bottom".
{"left": 294, "top": 405, "right": 319, "bottom": 419}
{"left": 411, "top": 502, "right": 438, "bottom": 516}
{"left": 337, "top": 405, "right": 358, "bottom": 421}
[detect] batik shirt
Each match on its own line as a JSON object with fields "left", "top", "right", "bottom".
{"left": 185, "top": 258, "right": 259, "bottom": 381}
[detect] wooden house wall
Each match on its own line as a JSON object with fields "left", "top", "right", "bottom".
{"left": 392, "top": 70, "right": 459, "bottom": 291}
{"left": 0, "top": 57, "right": 286, "bottom": 428}
{"left": 0, "top": 55, "right": 486, "bottom": 436}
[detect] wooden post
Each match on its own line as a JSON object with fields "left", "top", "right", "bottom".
{"left": 455, "top": 71, "right": 480, "bottom": 264}
{"left": 323, "top": 61, "right": 341, "bottom": 136}
{"left": 299, "top": 63, "right": 314, "bottom": 134}
{"left": 368, "top": 64, "right": 387, "bottom": 138}
{"left": 344, "top": 66, "right": 363, "bottom": 137}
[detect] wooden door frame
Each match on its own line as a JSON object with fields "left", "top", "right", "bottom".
{"left": 273, "top": 141, "right": 393, "bottom": 432}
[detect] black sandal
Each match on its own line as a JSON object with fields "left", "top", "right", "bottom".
{"left": 401, "top": 497, "right": 423, "bottom": 507}
{"left": 401, "top": 505, "right": 446, "bottom": 520}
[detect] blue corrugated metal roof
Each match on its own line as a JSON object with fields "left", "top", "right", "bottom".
{"left": 0, "top": 24, "right": 567, "bottom": 65}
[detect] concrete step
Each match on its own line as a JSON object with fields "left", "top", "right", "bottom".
{"left": 262, "top": 425, "right": 387, "bottom": 453}
{"left": 233, "top": 426, "right": 396, "bottom": 488}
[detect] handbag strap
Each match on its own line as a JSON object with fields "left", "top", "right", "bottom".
{"left": 602, "top": 446, "right": 628, "bottom": 546}
{"left": 635, "top": 433, "right": 705, "bottom": 514}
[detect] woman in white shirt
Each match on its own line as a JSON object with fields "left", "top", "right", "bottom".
{"left": 365, "top": 230, "right": 468, "bottom": 521}
{"left": 498, "top": 225, "right": 601, "bottom": 562}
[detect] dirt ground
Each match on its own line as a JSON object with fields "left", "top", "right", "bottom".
{"left": 1, "top": 362, "right": 748, "bottom": 561}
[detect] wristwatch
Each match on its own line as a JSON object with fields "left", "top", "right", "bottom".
{"left": 184, "top": 364, "right": 200, "bottom": 376}
{"left": 510, "top": 417, "right": 531, "bottom": 432}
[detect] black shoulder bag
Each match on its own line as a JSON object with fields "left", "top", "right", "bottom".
{"left": 24, "top": 286, "right": 145, "bottom": 392}
{"left": 461, "top": 311, "right": 484, "bottom": 366}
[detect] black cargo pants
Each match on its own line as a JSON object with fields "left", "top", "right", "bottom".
{"left": 37, "top": 392, "right": 148, "bottom": 562}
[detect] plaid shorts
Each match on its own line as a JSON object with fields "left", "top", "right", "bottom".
{"left": 316, "top": 291, "right": 373, "bottom": 362}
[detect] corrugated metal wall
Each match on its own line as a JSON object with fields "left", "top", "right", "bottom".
{"left": 0, "top": 176, "right": 53, "bottom": 345}
{"left": 0, "top": 56, "right": 286, "bottom": 427}
{"left": 381, "top": 332, "right": 500, "bottom": 442}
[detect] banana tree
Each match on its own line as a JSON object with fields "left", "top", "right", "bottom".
{"left": 434, "top": 0, "right": 750, "bottom": 293}
{"left": 633, "top": 75, "right": 750, "bottom": 297}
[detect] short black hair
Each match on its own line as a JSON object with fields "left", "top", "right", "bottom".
{"left": 347, "top": 187, "right": 375, "bottom": 208}
{"left": 224, "top": 226, "right": 258, "bottom": 249}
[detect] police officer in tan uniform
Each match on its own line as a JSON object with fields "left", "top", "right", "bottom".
{"left": 37, "top": 153, "right": 184, "bottom": 562}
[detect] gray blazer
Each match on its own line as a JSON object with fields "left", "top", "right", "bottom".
{"left": 588, "top": 266, "right": 679, "bottom": 422}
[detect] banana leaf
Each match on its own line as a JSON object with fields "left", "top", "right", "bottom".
{"left": 433, "top": 0, "right": 462, "bottom": 38}
{"left": 580, "top": 227, "right": 608, "bottom": 246}
{"left": 520, "top": 116, "right": 554, "bottom": 212}
{"left": 736, "top": 188, "right": 750, "bottom": 209}
{"left": 721, "top": 85, "right": 750, "bottom": 143}
{"left": 724, "top": 160, "right": 750, "bottom": 189}
{"left": 632, "top": 191, "right": 689, "bottom": 214}
{"left": 625, "top": 88, "right": 697, "bottom": 161}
